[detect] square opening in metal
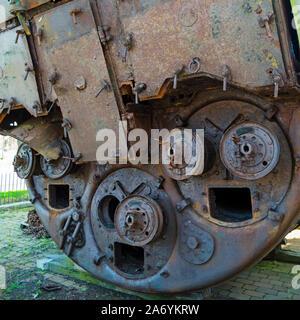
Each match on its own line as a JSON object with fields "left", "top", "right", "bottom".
{"left": 114, "top": 242, "right": 144, "bottom": 275}
{"left": 209, "top": 188, "right": 253, "bottom": 223}
{"left": 49, "top": 184, "right": 70, "bottom": 210}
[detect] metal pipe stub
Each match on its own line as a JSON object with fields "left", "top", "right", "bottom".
{"left": 220, "top": 122, "right": 280, "bottom": 180}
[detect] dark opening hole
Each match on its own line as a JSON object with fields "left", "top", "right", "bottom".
{"left": 49, "top": 184, "right": 70, "bottom": 210}
{"left": 114, "top": 242, "right": 144, "bottom": 275}
{"left": 283, "top": 1, "right": 300, "bottom": 74}
{"left": 0, "top": 108, "right": 31, "bottom": 130}
{"left": 263, "top": 161, "right": 268, "bottom": 166}
{"left": 98, "top": 196, "right": 120, "bottom": 229}
{"left": 243, "top": 145, "right": 249, "bottom": 152}
{"left": 209, "top": 188, "right": 253, "bottom": 222}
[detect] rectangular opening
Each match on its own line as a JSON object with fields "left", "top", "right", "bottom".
{"left": 114, "top": 242, "right": 144, "bottom": 275}
{"left": 209, "top": 188, "right": 253, "bottom": 223}
{"left": 49, "top": 184, "right": 70, "bottom": 210}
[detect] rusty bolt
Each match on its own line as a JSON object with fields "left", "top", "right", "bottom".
{"left": 74, "top": 76, "right": 86, "bottom": 91}
{"left": 15, "top": 29, "right": 25, "bottom": 44}
{"left": 187, "top": 236, "right": 199, "bottom": 250}
{"left": 70, "top": 8, "right": 82, "bottom": 24}
{"left": 93, "top": 254, "right": 104, "bottom": 266}
{"left": 160, "top": 271, "right": 170, "bottom": 278}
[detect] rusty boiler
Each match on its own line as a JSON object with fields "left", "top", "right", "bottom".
{"left": 1, "top": 0, "right": 300, "bottom": 294}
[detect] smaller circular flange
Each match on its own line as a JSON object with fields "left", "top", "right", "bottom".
{"left": 162, "top": 128, "right": 205, "bottom": 180}
{"left": 220, "top": 122, "right": 280, "bottom": 180}
{"left": 13, "top": 143, "right": 36, "bottom": 179}
{"left": 40, "top": 139, "right": 73, "bottom": 180}
{"left": 114, "top": 195, "right": 163, "bottom": 247}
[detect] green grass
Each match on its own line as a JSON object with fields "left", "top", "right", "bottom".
{"left": 0, "top": 190, "right": 29, "bottom": 205}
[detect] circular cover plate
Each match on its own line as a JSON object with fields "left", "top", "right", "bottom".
{"left": 115, "top": 195, "right": 163, "bottom": 246}
{"left": 40, "top": 139, "right": 73, "bottom": 180}
{"left": 220, "top": 122, "right": 280, "bottom": 180}
{"left": 14, "top": 143, "right": 36, "bottom": 179}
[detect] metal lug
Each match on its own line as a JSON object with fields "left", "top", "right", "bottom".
{"left": 122, "top": 33, "right": 133, "bottom": 63}
{"left": 173, "top": 65, "right": 185, "bottom": 89}
{"left": 133, "top": 83, "right": 147, "bottom": 104}
{"left": 222, "top": 65, "right": 232, "bottom": 91}
{"left": 15, "top": 29, "right": 25, "bottom": 44}
{"left": 70, "top": 8, "right": 82, "bottom": 25}
{"left": 62, "top": 118, "right": 72, "bottom": 138}
{"left": 32, "top": 101, "right": 40, "bottom": 117}
{"left": 95, "top": 80, "right": 111, "bottom": 97}
{"left": 24, "top": 66, "right": 34, "bottom": 81}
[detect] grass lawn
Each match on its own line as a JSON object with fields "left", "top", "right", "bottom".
{"left": 0, "top": 190, "right": 29, "bottom": 205}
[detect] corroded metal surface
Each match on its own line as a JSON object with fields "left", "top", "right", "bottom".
{"left": 13, "top": 143, "right": 36, "bottom": 179}
{"left": 220, "top": 122, "right": 280, "bottom": 180}
{"left": 32, "top": 0, "right": 121, "bottom": 162}
{"left": 8, "top": 0, "right": 51, "bottom": 12}
{"left": 98, "top": 0, "right": 287, "bottom": 98}
{"left": 3, "top": 114, "right": 63, "bottom": 160}
{"left": 0, "top": 26, "right": 41, "bottom": 115}
{"left": 1, "top": 0, "right": 300, "bottom": 294}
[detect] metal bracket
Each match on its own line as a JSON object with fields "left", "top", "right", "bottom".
{"left": 59, "top": 212, "right": 85, "bottom": 256}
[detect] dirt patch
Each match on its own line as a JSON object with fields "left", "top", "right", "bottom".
{"left": 0, "top": 268, "right": 141, "bottom": 300}
{"left": 22, "top": 210, "right": 50, "bottom": 239}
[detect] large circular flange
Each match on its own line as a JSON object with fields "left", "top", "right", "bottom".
{"left": 40, "top": 139, "right": 73, "bottom": 180}
{"left": 13, "top": 143, "right": 36, "bottom": 179}
{"left": 220, "top": 122, "right": 280, "bottom": 180}
{"left": 162, "top": 128, "right": 205, "bottom": 180}
{"left": 114, "top": 195, "right": 163, "bottom": 246}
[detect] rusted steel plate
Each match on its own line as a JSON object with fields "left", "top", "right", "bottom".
{"left": 33, "top": 0, "right": 121, "bottom": 162}
{"left": 0, "top": 26, "right": 41, "bottom": 116}
{"left": 8, "top": 0, "right": 51, "bottom": 12}
{"left": 4, "top": 116, "right": 63, "bottom": 160}
{"left": 100, "top": 0, "right": 287, "bottom": 98}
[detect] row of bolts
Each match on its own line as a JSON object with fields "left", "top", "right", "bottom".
{"left": 5, "top": 8, "right": 282, "bottom": 117}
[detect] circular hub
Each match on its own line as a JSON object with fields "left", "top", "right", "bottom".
{"left": 162, "top": 128, "right": 205, "bottom": 180}
{"left": 115, "top": 195, "right": 163, "bottom": 246}
{"left": 220, "top": 122, "right": 280, "bottom": 180}
{"left": 13, "top": 143, "right": 36, "bottom": 179}
{"left": 90, "top": 168, "right": 176, "bottom": 279}
{"left": 40, "top": 139, "right": 73, "bottom": 180}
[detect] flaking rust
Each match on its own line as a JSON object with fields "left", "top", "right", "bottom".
{"left": 0, "top": 0, "right": 300, "bottom": 293}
